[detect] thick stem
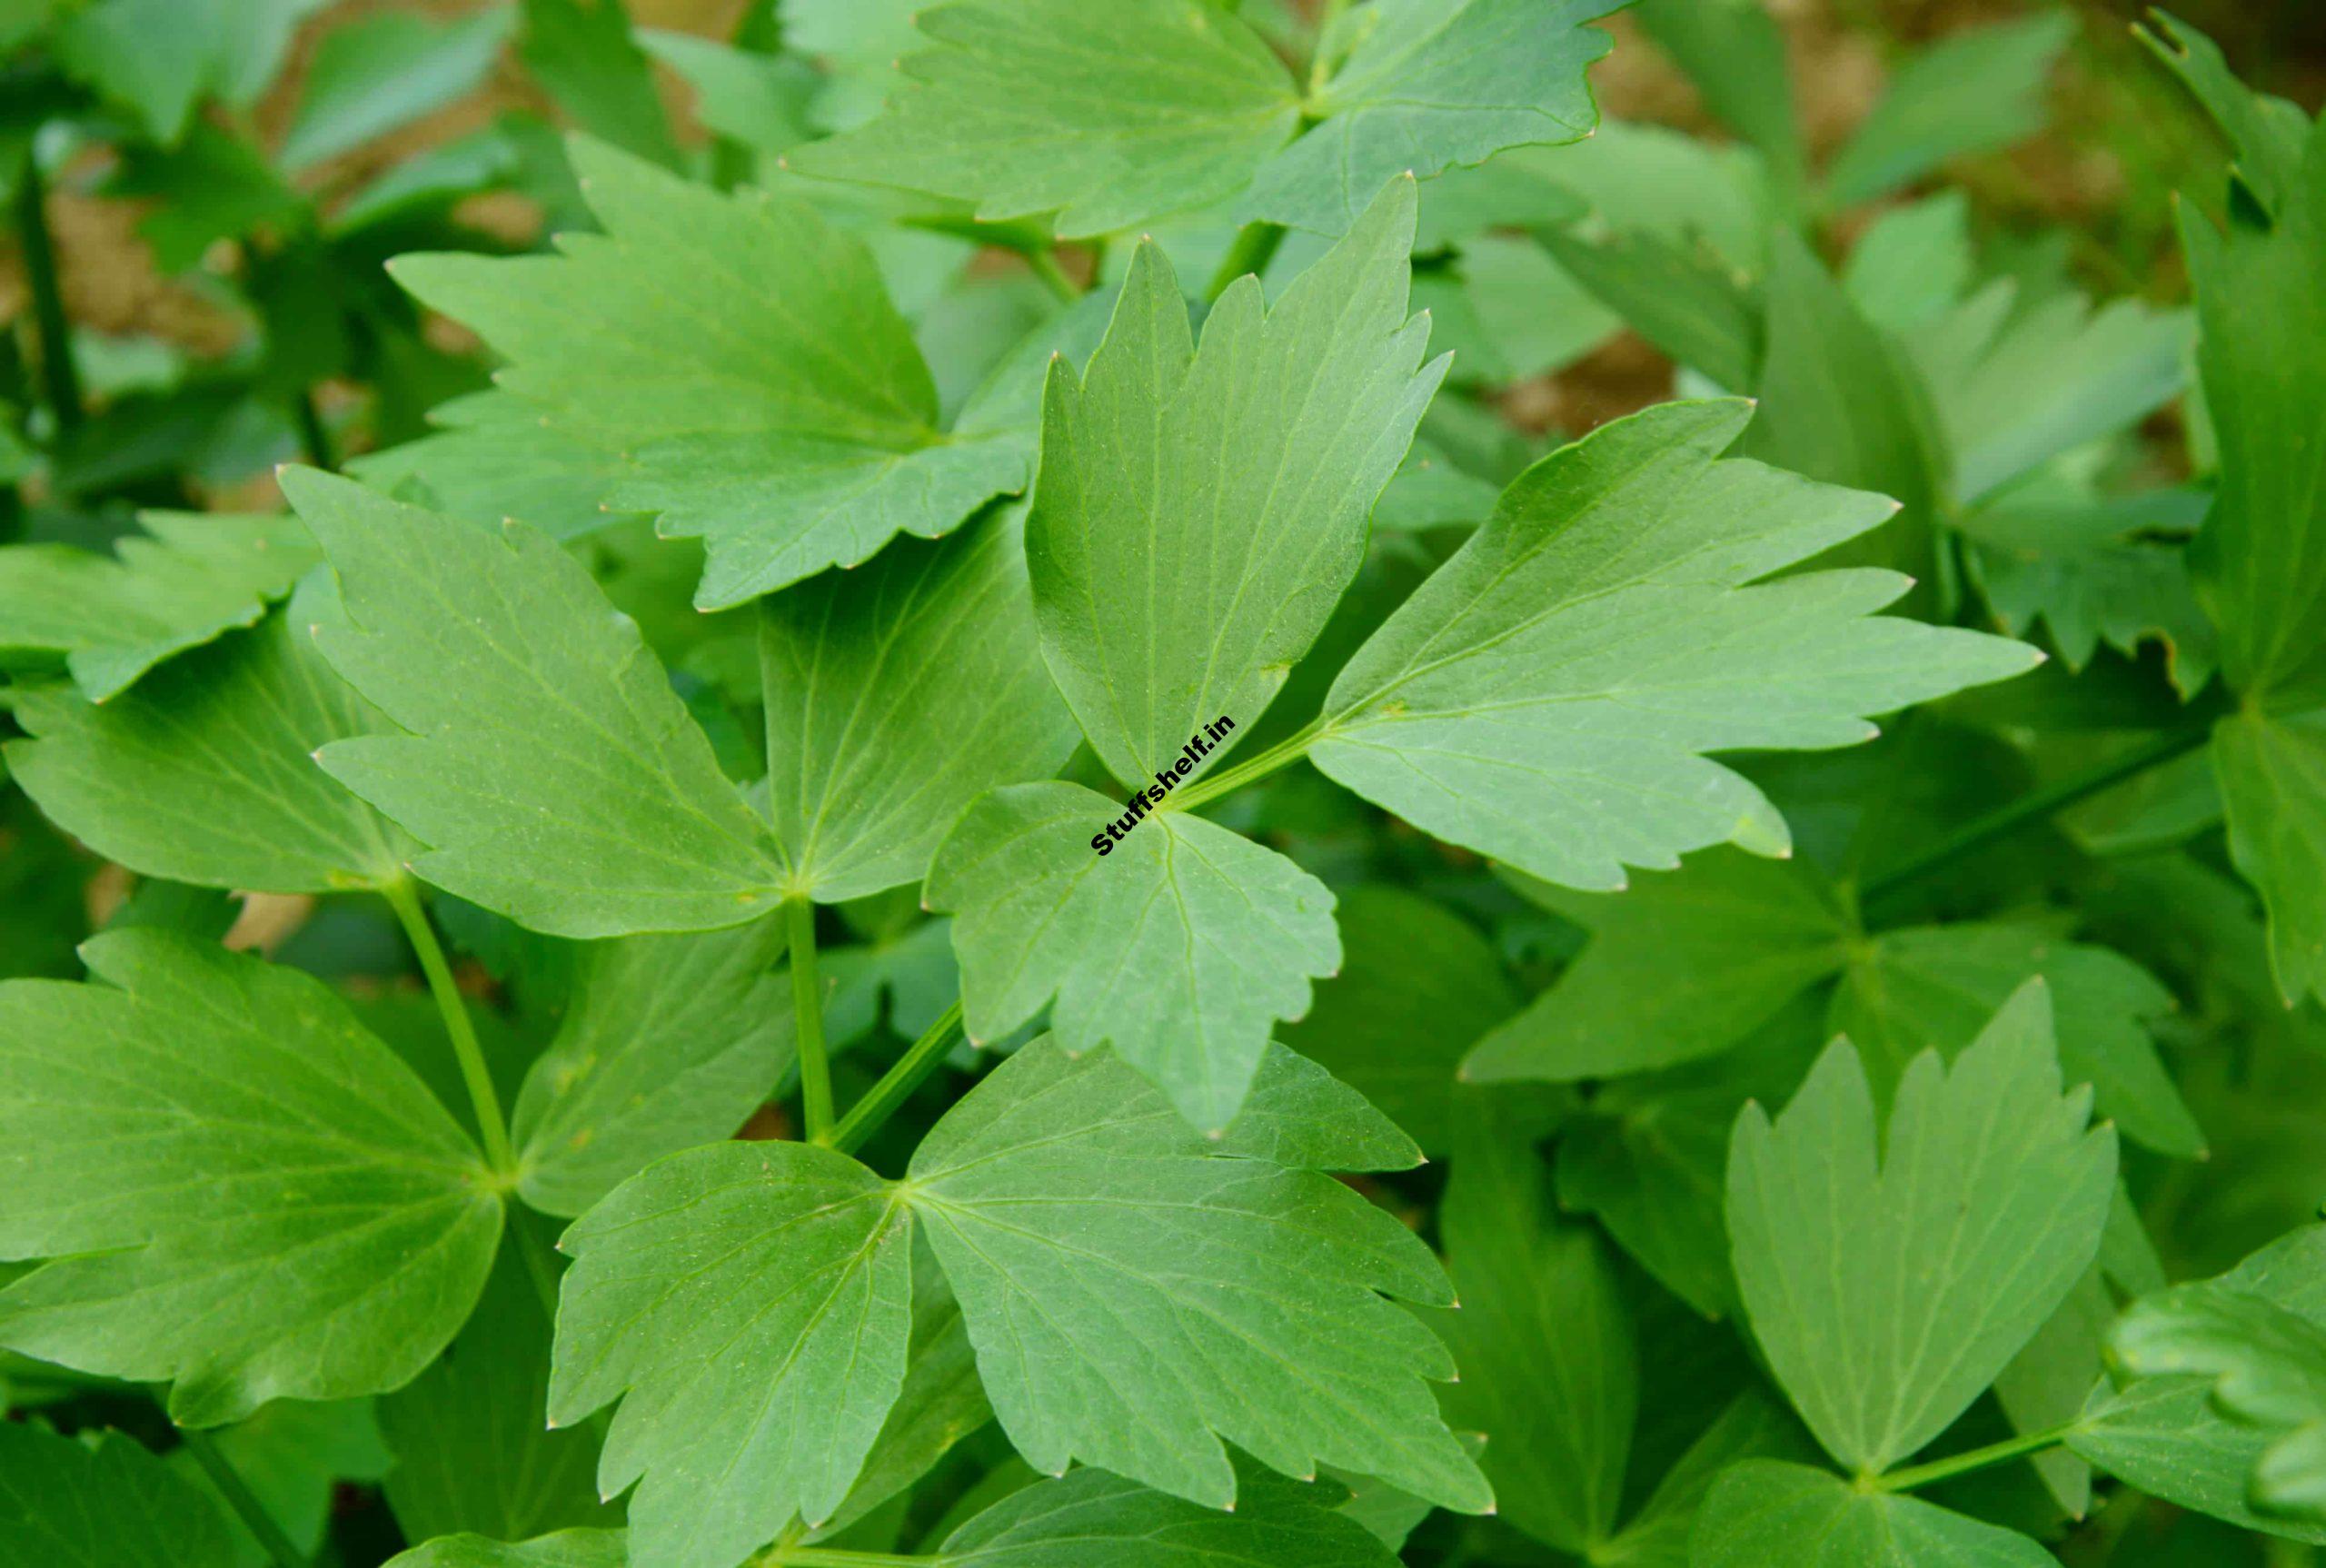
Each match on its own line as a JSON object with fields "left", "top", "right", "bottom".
{"left": 830, "top": 1001, "right": 964, "bottom": 1155}
{"left": 1025, "top": 247, "right": 1080, "bottom": 303}
{"left": 15, "top": 147, "right": 82, "bottom": 434}
{"left": 180, "top": 1427, "right": 307, "bottom": 1568}
{"left": 1859, "top": 724, "right": 2212, "bottom": 905}
{"left": 1167, "top": 719, "right": 1326, "bottom": 815}
{"left": 788, "top": 898, "right": 835, "bottom": 1143}
{"left": 1206, "top": 222, "right": 1287, "bottom": 302}
{"left": 1874, "top": 1421, "right": 2082, "bottom": 1494}
{"left": 383, "top": 879, "right": 518, "bottom": 1178}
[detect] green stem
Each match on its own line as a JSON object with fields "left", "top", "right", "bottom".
{"left": 180, "top": 1427, "right": 307, "bottom": 1568}
{"left": 1859, "top": 724, "right": 2212, "bottom": 905}
{"left": 788, "top": 898, "right": 835, "bottom": 1143}
{"left": 1206, "top": 222, "right": 1287, "bottom": 302}
{"left": 1874, "top": 1420, "right": 2082, "bottom": 1494}
{"left": 1025, "top": 247, "right": 1079, "bottom": 303}
{"left": 830, "top": 1001, "right": 964, "bottom": 1156}
{"left": 1168, "top": 719, "right": 1326, "bottom": 815}
{"left": 383, "top": 878, "right": 518, "bottom": 1178}
{"left": 763, "top": 1549, "right": 937, "bottom": 1568}
{"left": 15, "top": 146, "right": 82, "bottom": 434}
{"left": 292, "top": 388, "right": 333, "bottom": 470}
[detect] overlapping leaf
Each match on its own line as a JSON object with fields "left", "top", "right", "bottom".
{"left": 1307, "top": 400, "right": 2037, "bottom": 891}
{"left": 1242, "top": 0, "right": 1620, "bottom": 234}
{"left": 279, "top": 468, "right": 789, "bottom": 938}
{"left": 0, "top": 1422, "right": 236, "bottom": 1568}
{"left": 0, "top": 510, "right": 316, "bottom": 700}
{"left": 1692, "top": 1461, "right": 2054, "bottom": 1567}
{"left": 904, "top": 1039, "right": 1486, "bottom": 1513}
{"left": 7, "top": 607, "right": 410, "bottom": 895}
{"left": 0, "top": 931, "right": 502, "bottom": 1425}
{"left": 510, "top": 918, "right": 791, "bottom": 1216}
{"left": 759, "top": 503, "right": 1079, "bottom": 904}
{"left": 926, "top": 780, "right": 1338, "bottom": 1134}
{"left": 1727, "top": 982, "right": 2117, "bottom": 1474}
{"left": 549, "top": 1141, "right": 913, "bottom": 1568}
{"left": 1027, "top": 177, "right": 1441, "bottom": 788}
{"left": 392, "top": 137, "right": 1025, "bottom": 608}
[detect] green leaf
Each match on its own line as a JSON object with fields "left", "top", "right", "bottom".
{"left": 1691, "top": 1460, "right": 2054, "bottom": 1568}
{"left": 1831, "top": 922, "right": 2203, "bottom": 1158}
{"left": 1466, "top": 849, "right": 1847, "bottom": 1084}
{"left": 1728, "top": 982, "right": 2117, "bottom": 1475}
{"left": 788, "top": 0, "right": 1302, "bottom": 238}
{"left": 1241, "top": 0, "right": 1617, "bottom": 234}
{"left": 391, "top": 137, "right": 1025, "bottom": 609}
{"left": 53, "top": 0, "right": 234, "bottom": 143}
{"left": 387, "top": 1532, "right": 628, "bottom": 1568}
{"left": 1539, "top": 227, "right": 1762, "bottom": 393}
{"left": 6, "top": 610, "right": 410, "bottom": 896}
{"left": 1279, "top": 886, "right": 1520, "bottom": 1154}
{"left": 1823, "top": 12, "right": 2075, "bottom": 209}
{"left": 1307, "top": 400, "right": 2036, "bottom": 891}
{"left": 925, "top": 779, "right": 1339, "bottom": 1132}
{"left": 2073, "top": 1224, "right": 2326, "bottom": 1540}
{"left": 112, "top": 125, "right": 307, "bottom": 276}
{"left": 2214, "top": 710, "right": 2326, "bottom": 1007}
{"left": 174, "top": 1397, "right": 393, "bottom": 1566}
{"left": 1556, "top": 998, "right": 1824, "bottom": 1322}
{"left": 758, "top": 503, "right": 1079, "bottom": 903}
{"left": 934, "top": 1463, "right": 1404, "bottom": 1567}
{"left": 0, "top": 1422, "right": 236, "bottom": 1568}
{"left": 2184, "top": 118, "right": 2326, "bottom": 701}
{"left": 903, "top": 1037, "right": 1486, "bottom": 1513}
{"left": 0, "top": 930, "right": 502, "bottom": 1425}
{"left": 348, "top": 391, "right": 642, "bottom": 543}
{"left": 1633, "top": 0, "right": 1806, "bottom": 208}
{"left": 1912, "top": 283, "right": 2192, "bottom": 504}
{"left": 380, "top": 1236, "right": 617, "bottom": 1545}
{"left": 0, "top": 510, "right": 317, "bottom": 701}
{"left": 1959, "top": 481, "right": 2215, "bottom": 697}
{"left": 1740, "top": 233, "right": 1946, "bottom": 581}
{"left": 510, "top": 918, "right": 790, "bottom": 1216}
{"left": 810, "top": 1245, "right": 991, "bottom": 1540}
{"left": 549, "top": 1141, "right": 913, "bottom": 1568}
{"left": 519, "top": 0, "right": 681, "bottom": 171}
{"left": 280, "top": 5, "right": 514, "bottom": 172}
{"left": 1432, "top": 1100, "right": 1633, "bottom": 1553}
{"left": 2137, "top": 12, "right": 2314, "bottom": 220}
{"left": 1028, "top": 179, "right": 1440, "bottom": 790}
{"left": 279, "top": 467, "right": 789, "bottom": 938}
{"left": 636, "top": 29, "right": 820, "bottom": 157}
{"left": 1592, "top": 1391, "right": 1818, "bottom": 1568}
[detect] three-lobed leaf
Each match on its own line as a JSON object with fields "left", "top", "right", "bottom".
{"left": 1726, "top": 981, "right": 2118, "bottom": 1475}
{"left": 0, "top": 930, "right": 502, "bottom": 1425}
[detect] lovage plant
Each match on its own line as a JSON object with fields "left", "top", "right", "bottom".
{"left": 3, "top": 3, "right": 2325, "bottom": 1568}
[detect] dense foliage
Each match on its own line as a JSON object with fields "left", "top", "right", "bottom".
{"left": 1, "top": 2, "right": 2323, "bottom": 1566}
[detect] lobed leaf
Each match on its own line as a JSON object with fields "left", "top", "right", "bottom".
{"left": 280, "top": 467, "right": 790, "bottom": 938}
{"left": 0, "top": 931, "right": 502, "bottom": 1425}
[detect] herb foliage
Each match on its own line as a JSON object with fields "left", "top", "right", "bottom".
{"left": 2, "top": 5, "right": 2324, "bottom": 1568}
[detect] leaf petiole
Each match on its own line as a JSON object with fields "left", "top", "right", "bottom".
{"left": 829, "top": 1000, "right": 965, "bottom": 1155}
{"left": 1873, "top": 1419, "right": 2084, "bottom": 1494}
{"left": 1206, "top": 222, "right": 1287, "bottom": 302}
{"left": 759, "top": 1548, "right": 937, "bottom": 1567}
{"left": 789, "top": 898, "right": 836, "bottom": 1142}
{"left": 179, "top": 1426, "right": 308, "bottom": 1568}
{"left": 1168, "top": 718, "right": 1327, "bottom": 814}
{"left": 383, "top": 878, "right": 519, "bottom": 1181}
{"left": 1859, "top": 723, "right": 2213, "bottom": 905}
